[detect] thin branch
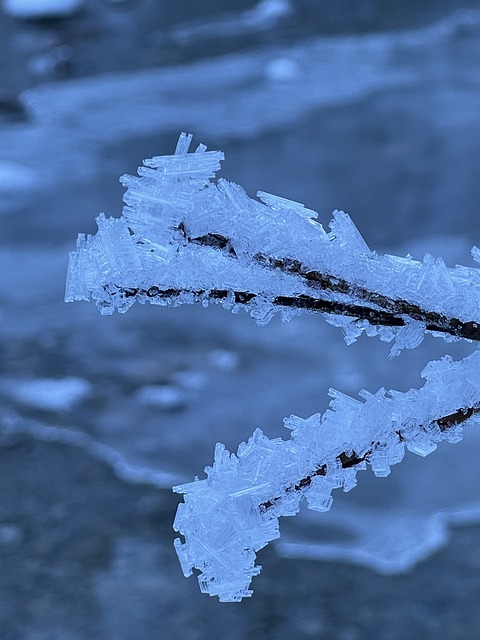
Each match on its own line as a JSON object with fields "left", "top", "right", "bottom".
{"left": 184, "top": 229, "right": 480, "bottom": 341}
{"left": 111, "top": 232, "right": 480, "bottom": 340}
{"left": 67, "top": 133, "right": 480, "bottom": 603}
{"left": 259, "top": 405, "right": 479, "bottom": 513}
{"left": 112, "top": 284, "right": 405, "bottom": 327}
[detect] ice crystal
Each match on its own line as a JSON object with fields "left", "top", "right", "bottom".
{"left": 173, "top": 351, "right": 480, "bottom": 601}
{"left": 66, "top": 133, "right": 480, "bottom": 601}
{"left": 65, "top": 132, "right": 480, "bottom": 352}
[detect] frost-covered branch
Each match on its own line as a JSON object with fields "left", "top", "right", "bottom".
{"left": 112, "top": 279, "right": 480, "bottom": 343}
{"left": 65, "top": 133, "right": 480, "bottom": 601}
{"left": 65, "top": 132, "right": 480, "bottom": 356}
{"left": 184, "top": 229, "right": 480, "bottom": 341}
{"left": 172, "top": 350, "right": 480, "bottom": 601}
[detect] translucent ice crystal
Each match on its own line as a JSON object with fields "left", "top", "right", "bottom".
{"left": 65, "top": 133, "right": 480, "bottom": 601}
{"left": 66, "top": 133, "right": 480, "bottom": 351}
{"left": 173, "top": 350, "right": 480, "bottom": 601}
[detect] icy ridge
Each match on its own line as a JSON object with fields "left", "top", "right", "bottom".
{"left": 0, "top": 413, "right": 181, "bottom": 488}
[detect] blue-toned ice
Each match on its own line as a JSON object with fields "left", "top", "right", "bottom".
{"left": 65, "top": 133, "right": 480, "bottom": 601}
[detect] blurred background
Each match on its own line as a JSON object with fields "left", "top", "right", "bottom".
{"left": 1, "top": 0, "right": 480, "bottom": 638}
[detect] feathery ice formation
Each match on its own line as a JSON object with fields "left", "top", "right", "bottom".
{"left": 173, "top": 351, "right": 480, "bottom": 601}
{"left": 65, "top": 133, "right": 480, "bottom": 600}
{"left": 65, "top": 133, "right": 480, "bottom": 355}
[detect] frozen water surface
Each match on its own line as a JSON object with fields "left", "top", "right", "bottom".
{"left": 1, "top": 376, "right": 91, "bottom": 411}
{"left": 2, "top": 1, "right": 480, "bottom": 633}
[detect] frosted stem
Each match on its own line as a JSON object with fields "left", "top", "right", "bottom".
{"left": 259, "top": 405, "right": 478, "bottom": 513}
{"left": 173, "top": 350, "right": 480, "bottom": 602}
{"left": 110, "top": 278, "right": 480, "bottom": 342}
{"left": 65, "top": 133, "right": 480, "bottom": 602}
{"left": 66, "top": 133, "right": 480, "bottom": 353}
{"left": 184, "top": 229, "right": 480, "bottom": 341}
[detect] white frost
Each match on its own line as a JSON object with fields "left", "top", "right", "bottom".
{"left": 65, "top": 133, "right": 480, "bottom": 601}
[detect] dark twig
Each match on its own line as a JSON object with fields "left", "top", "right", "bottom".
{"left": 110, "top": 284, "right": 406, "bottom": 327}
{"left": 258, "top": 405, "right": 479, "bottom": 513}
{"left": 110, "top": 224, "right": 480, "bottom": 341}
{"left": 186, "top": 230, "right": 480, "bottom": 342}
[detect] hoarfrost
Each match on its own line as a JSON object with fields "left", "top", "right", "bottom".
{"left": 66, "top": 133, "right": 480, "bottom": 352}
{"left": 173, "top": 351, "right": 480, "bottom": 601}
{"left": 66, "top": 133, "right": 480, "bottom": 600}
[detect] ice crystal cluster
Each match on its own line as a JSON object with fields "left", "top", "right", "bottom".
{"left": 66, "top": 133, "right": 480, "bottom": 601}
{"left": 173, "top": 352, "right": 480, "bottom": 601}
